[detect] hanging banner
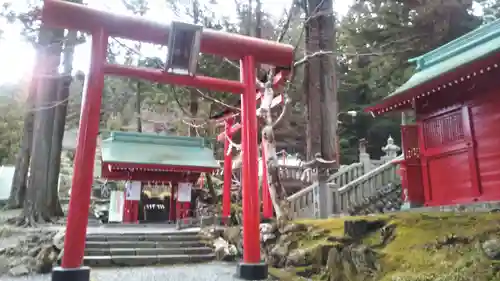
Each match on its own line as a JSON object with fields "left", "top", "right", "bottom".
{"left": 108, "top": 190, "right": 124, "bottom": 223}
{"left": 177, "top": 182, "right": 192, "bottom": 202}
{"left": 125, "top": 181, "right": 141, "bottom": 201}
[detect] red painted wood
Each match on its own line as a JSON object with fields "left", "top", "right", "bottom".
{"left": 41, "top": 0, "right": 294, "bottom": 67}
{"left": 417, "top": 104, "right": 485, "bottom": 206}
{"left": 461, "top": 106, "right": 482, "bottom": 197}
{"left": 401, "top": 125, "right": 425, "bottom": 205}
{"left": 123, "top": 199, "right": 139, "bottom": 223}
{"left": 61, "top": 30, "right": 108, "bottom": 269}
{"left": 419, "top": 108, "right": 473, "bottom": 205}
{"left": 468, "top": 85, "right": 500, "bottom": 202}
{"left": 169, "top": 185, "right": 176, "bottom": 221}
{"left": 240, "top": 56, "right": 261, "bottom": 264}
{"left": 103, "top": 64, "right": 245, "bottom": 94}
{"left": 101, "top": 168, "right": 201, "bottom": 183}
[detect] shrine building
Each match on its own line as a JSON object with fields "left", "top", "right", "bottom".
{"left": 366, "top": 18, "right": 500, "bottom": 207}
{"left": 99, "top": 131, "right": 220, "bottom": 223}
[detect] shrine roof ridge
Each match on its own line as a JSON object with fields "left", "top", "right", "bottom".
{"left": 104, "top": 131, "right": 207, "bottom": 148}
{"left": 389, "top": 18, "right": 500, "bottom": 98}
{"left": 100, "top": 131, "right": 220, "bottom": 169}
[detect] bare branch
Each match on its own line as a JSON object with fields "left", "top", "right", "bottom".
{"left": 225, "top": 133, "right": 241, "bottom": 151}
{"left": 293, "top": 48, "right": 413, "bottom": 67}
{"left": 193, "top": 89, "right": 240, "bottom": 111}
{"left": 272, "top": 93, "right": 291, "bottom": 128}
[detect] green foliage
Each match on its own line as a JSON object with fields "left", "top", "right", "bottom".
{"left": 0, "top": 84, "right": 24, "bottom": 165}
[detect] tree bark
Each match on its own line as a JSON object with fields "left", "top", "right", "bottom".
{"left": 7, "top": 86, "right": 35, "bottom": 209}
{"left": 304, "top": 0, "right": 338, "bottom": 162}
{"left": 47, "top": 29, "right": 78, "bottom": 218}
{"left": 22, "top": 26, "right": 64, "bottom": 225}
{"left": 260, "top": 85, "right": 290, "bottom": 225}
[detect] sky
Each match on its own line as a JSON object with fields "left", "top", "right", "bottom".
{"left": 0, "top": 0, "right": 353, "bottom": 85}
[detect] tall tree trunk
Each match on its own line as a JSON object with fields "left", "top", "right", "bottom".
{"left": 21, "top": 26, "right": 64, "bottom": 225}
{"left": 47, "top": 29, "right": 78, "bottom": 218}
{"left": 304, "top": 0, "right": 338, "bottom": 162}
{"left": 7, "top": 83, "right": 36, "bottom": 209}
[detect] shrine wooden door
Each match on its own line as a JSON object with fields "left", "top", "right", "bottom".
{"left": 418, "top": 106, "right": 481, "bottom": 206}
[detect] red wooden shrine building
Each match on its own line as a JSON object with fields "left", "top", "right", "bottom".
{"left": 366, "top": 19, "right": 500, "bottom": 208}
{"left": 40, "top": 0, "right": 293, "bottom": 280}
{"left": 99, "top": 131, "right": 219, "bottom": 223}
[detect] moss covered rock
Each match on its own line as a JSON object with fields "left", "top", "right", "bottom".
{"left": 270, "top": 212, "right": 500, "bottom": 281}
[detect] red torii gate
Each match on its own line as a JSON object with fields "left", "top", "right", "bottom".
{"left": 40, "top": 1, "right": 293, "bottom": 280}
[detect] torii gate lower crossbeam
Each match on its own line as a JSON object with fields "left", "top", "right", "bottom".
{"left": 40, "top": 1, "right": 293, "bottom": 281}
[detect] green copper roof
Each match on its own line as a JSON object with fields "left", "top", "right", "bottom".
{"left": 388, "top": 18, "right": 500, "bottom": 97}
{"left": 100, "top": 131, "right": 220, "bottom": 169}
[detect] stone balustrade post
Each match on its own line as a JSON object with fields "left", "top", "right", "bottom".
{"left": 358, "top": 138, "right": 372, "bottom": 173}
{"left": 304, "top": 153, "right": 337, "bottom": 219}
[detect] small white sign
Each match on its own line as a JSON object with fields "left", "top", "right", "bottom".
{"left": 108, "top": 190, "right": 124, "bottom": 223}
{"left": 125, "top": 181, "right": 141, "bottom": 201}
{"left": 177, "top": 182, "right": 192, "bottom": 202}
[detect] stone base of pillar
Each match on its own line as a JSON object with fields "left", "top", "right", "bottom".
{"left": 236, "top": 262, "right": 268, "bottom": 280}
{"left": 52, "top": 266, "right": 90, "bottom": 281}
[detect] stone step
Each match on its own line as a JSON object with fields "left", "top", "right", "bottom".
{"left": 85, "top": 247, "right": 213, "bottom": 256}
{"left": 85, "top": 240, "right": 206, "bottom": 249}
{"left": 83, "top": 254, "right": 215, "bottom": 267}
{"left": 86, "top": 234, "right": 200, "bottom": 242}
{"left": 86, "top": 230, "right": 199, "bottom": 237}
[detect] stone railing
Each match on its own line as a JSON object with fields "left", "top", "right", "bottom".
{"left": 278, "top": 165, "right": 312, "bottom": 184}
{"left": 287, "top": 136, "right": 402, "bottom": 219}
{"left": 333, "top": 154, "right": 403, "bottom": 214}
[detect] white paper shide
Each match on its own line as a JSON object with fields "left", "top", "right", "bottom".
{"left": 177, "top": 182, "right": 192, "bottom": 202}
{"left": 125, "top": 181, "right": 141, "bottom": 201}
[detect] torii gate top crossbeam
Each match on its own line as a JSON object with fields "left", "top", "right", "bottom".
{"left": 41, "top": 0, "right": 295, "bottom": 68}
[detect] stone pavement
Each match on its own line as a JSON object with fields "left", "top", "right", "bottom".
{"left": 3, "top": 262, "right": 272, "bottom": 281}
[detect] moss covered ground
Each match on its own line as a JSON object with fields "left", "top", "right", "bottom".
{"left": 274, "top": 212, "right": 500, "bottom": 281}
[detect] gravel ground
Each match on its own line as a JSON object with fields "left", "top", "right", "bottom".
{"left": 1, "top": 262, "right": 273, "bottom": 281}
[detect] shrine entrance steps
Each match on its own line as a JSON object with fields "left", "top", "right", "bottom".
{"left": 83, "top": 230, "right": 214, "bottom": 267}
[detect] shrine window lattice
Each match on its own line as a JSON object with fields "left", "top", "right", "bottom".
{"left": 423, "top": 110, "right": 465, "bottom": 149}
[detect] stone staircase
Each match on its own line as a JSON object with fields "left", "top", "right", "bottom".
{"left": 83, "top": 231, "right": 215, "bottom": 267}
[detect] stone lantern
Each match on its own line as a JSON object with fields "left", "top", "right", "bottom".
{"left": 381, "top": 136, "right": 401, "bottom": 162}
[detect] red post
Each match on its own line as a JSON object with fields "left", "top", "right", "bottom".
{"left": 169, "top": 185, "right": 176, "bottom": 221}
{"left": 123, "top": 197, "right": 131, "bottom": 223}
{"left": 222, "top": 118, "right": 234, "bottom": 222}
{"left": 61, "top": 30, "right": 108, "bottom": 269}
{"left": 123, "top": 197, "right": 139, "bottom": 223}
{"left": 261, "top": 141, "right": 273, "bottom": 218}
{"left": 240, "top": 56, "right": 261, "bottom": 263}
{"left": 131, "top": 201, "right": 139, "bottom": 223}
